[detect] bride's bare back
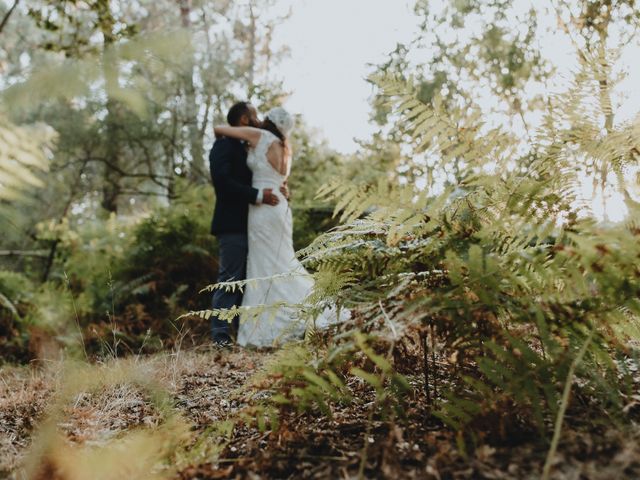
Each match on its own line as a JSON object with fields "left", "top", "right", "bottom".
{"left": 266, "top": 141, "right": 290, "bottom": 176}
{"left": 212, "top": 125, "right": 291, "bottom": 177}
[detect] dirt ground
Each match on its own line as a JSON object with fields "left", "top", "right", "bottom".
{"left": 2, "top": 347, "right": 640, "bottom": 479}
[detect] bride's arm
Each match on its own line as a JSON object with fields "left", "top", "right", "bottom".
{"left": 213, "top": 126, "right": 262, "bottom": 147}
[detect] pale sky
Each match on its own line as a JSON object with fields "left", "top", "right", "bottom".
{"left": 272, "top": 0, "right": 418, "bottom": 153}
{"left": 273, "top": 0, "right": 640, "bottom": 155}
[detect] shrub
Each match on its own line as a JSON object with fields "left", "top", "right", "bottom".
{"left": 111, "top": 191, "right": 218, "bottom": 346}
{"left": 291, "top": 206, "right": 337, "bottom": 252}
{"left": 0, "top": 270, "right": 35, "bottom": 363}
{"left": 0, "top": 270, "right": 34, "bottom": 307}
{"left": 55, "top": 214, "right": 133, "bottom": 317}
{"left": 232, "top": 53, "right": 640, "bottom": 452}
{"left": 54, "top": 187, "right": 219, "bottom": 356}
{"left": 0, "top": 271, "right": 85, "bottom": 363}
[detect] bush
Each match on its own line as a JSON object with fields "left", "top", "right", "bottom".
{"left": 291, "top": 206, "right": 337, "bottom": 252}
{"left": 0, "top": 270, "right": 34, "bottom": 306}
{"left": 109, "top": 191, "right": 218, "bottom": 347}
{"left": 240, "top": 62, "right": 640, "bottom": 452}
{"left": 0, "top": 271, "right": 82, "bottom": 363}
{"left": 56, "top": 186, "right": 219, "bottom": 356}
{"left": 55, "top": 214, "right": 133, "bottom": 316}
{"left": 0, "top": 186, "right": 220, "bottom": 362}
{"left": 0, "top": 270, "right": 35, "bottom": 363}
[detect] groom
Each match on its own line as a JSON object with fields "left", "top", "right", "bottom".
{"left": 209, "top": 102, "right": 284, "bottom": 345}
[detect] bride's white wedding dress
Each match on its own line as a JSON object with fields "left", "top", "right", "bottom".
{"left": 237, "top": 131, "right": 345, "bottom": 347}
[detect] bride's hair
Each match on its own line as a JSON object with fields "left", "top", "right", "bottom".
{"left": 261, "top": 108, "right": 293, "bottom": 162}
{"left": 261, "top": 118, "right": 286, "bottom": 143}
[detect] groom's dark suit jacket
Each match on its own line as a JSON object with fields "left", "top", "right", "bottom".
{"left": 209, "top": 137, "right": 259, "bottom": 235}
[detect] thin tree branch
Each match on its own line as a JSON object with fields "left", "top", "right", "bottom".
{"left": 118, "top": 189, "right": 177, "bottom": 199}
{"left": 542, "top": 328, "right": 595, "bottom": 480}
{"left": 52, "top": 156, "right": 173, "bottom": 181}
{"left": 0, "top": 0, "right": 20, "bottom": 36}
{"left": 0, "top": 250, "right": 49, "bottom": 258}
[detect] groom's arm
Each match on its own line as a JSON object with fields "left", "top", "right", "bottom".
{"left": 210, "top": 140, "right": 259, "bottom": 205}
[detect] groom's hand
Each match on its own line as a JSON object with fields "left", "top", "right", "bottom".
{"left": 262, "top": 188, "right": 280, "bottom": 206}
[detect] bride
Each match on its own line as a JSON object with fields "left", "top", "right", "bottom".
{"left": 213, "top": 107, "right": 347, "bottom": 348}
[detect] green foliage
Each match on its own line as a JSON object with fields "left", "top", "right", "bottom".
{"left": 286, "top": 119, "right": 345, "bottom": 250}
{"left": 0, "top": 115, "right": 52, "bottom": 202}
{"left": 113, "top": 187, "right": 218, "bottom": 315}
{"left": 4, "top": 30, "right": 191, "bottom": 116}
{"left": 554, "top": 0, "right": 640, "bottom": 47}
{"left": 53, "top": 186, "right": 218, "bottom": 354}
{"left": 291, "top": 207, "right": 336, "bottom": 252}
{"left": 0, "top": 270, "right": 34, "bottom": 362}
{"left": 262, "top": 344, "right": 353, "bottom": 418}
{"left": 28, "top": 0, "right": 139, "bottom": 56}
{"left": 0, "top": 270, "right": 84, "bottom": 363}
{"left": 259, "top": 54, "right": 640, "bottom": 449}
{"left": 0, "top": 270, "right": 34, "bottom": 307}
{"left": 249, "top": 331, "right": 411, "bottom": 430}
{"left": 2, "top": 0, "right": 295, "bottom": 219}
{"left": 54, "top": 214, "right": 130, "bottom": 315}
{"left": 23, "top": 283, "right": 84, "bottom": 354}
{"left": 0, "top": 185, "right": 221, "bottom": 361}
{"left": 374, "top": 0, "right": 550, "bottom": 127}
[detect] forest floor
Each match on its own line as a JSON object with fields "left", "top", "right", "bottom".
{"left": 1, "top": 347, "right": 640, "bottom": 480}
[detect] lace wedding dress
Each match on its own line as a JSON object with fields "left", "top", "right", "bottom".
{"left": 237, "top": 131, "right": 346, "bottom": 347}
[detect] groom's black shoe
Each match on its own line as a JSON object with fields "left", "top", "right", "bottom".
{"left": 213, "top": 334, "right": 234, "bottom": 350}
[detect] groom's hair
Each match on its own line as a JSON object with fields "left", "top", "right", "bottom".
{"left": 227, "top": 102, "right": 252, "bottom": 126}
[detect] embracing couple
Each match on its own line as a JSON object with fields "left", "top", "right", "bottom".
{"left": 209, "top": 102, "right": 346, "bottom": 348}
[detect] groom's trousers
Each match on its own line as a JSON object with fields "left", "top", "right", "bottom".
{"left": 211, "top": 234, "right": 248, "bottom": 343}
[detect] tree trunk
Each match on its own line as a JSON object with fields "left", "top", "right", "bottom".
{"left": 247, "top": 3, "right": 257, "bottom": 94}
{"left": 165, "top": 105, "right": 180, "bottom": 200}
{"left": 179, "top": 0, "right": 206, "bottom": 184}
{"left": 99, "top": 0, "right": 123, "bottom": 214}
